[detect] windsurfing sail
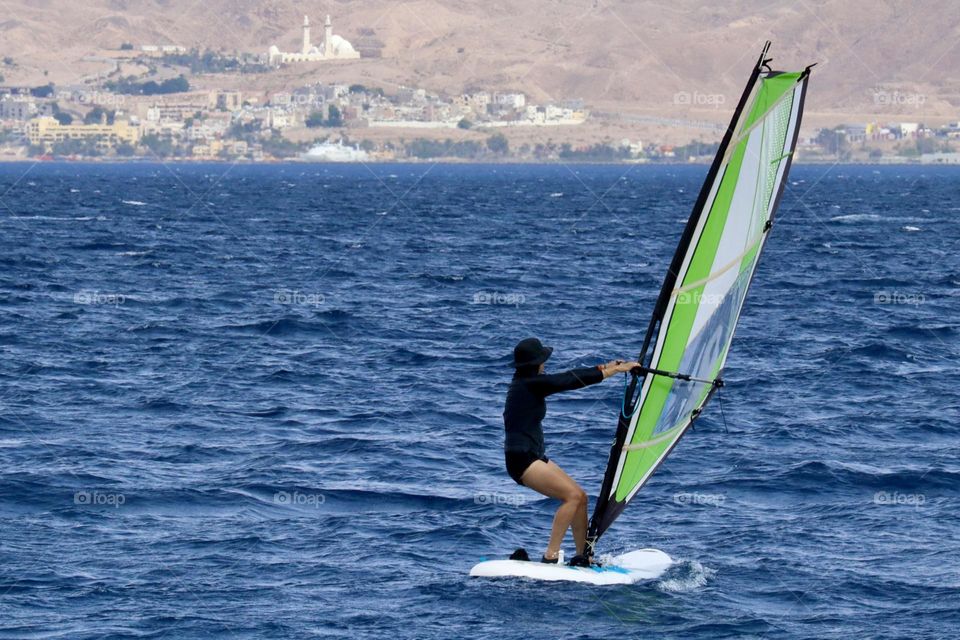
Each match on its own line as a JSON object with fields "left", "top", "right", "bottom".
{"left": 588, "top": 43, "right": 811, "bottom": 546}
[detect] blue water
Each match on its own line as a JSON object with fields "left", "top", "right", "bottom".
{"left": 0, "top": 162, "right": 957, "bottom": 639}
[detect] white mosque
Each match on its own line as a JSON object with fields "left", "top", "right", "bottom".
{"left": 268, "top": 15, "right": 360, "bottom": 64}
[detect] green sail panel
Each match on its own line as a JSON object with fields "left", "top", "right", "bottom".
{"left": 588, "top": 48, "right": 811, "bottom": 542}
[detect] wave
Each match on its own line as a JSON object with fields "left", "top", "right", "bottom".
{"left": 146, "top": 442, "right": 232, "bottom": 463}
{"left": 657, "top": 559, "right": 714, "bottom": 592}
{"left": 765, "top": 461, "right": 960, "bottom": 490}
{"left": 829, "top": 213, "right": 881, "bottom": 223}
{"left": 816, "top": 340, "right": 914, "bottom": 361}
{"left": 135, "top": 397, "right": 189, "bottom": 412}
{"left": 229, "top": 485, "right": 464, "bottom": 513}
{"left": 261, "top": 368, "right": 298, "bottom": 383}
{"left": 126, "top": 322, "right": 180, "bottom": 335}
{"left": 295, "top": 435, "right": 400, "bottom": 455}
{"left": 219, "top": 313, "right": 353, "bottom": 336}
{"left": 418, "top": 273, "right": 467, "bottom": 283}
{"left": 71, "top": 241, "right": 135, "bottom": 251}
{"left": 6, "top": 215, "right": 99, "bottom": 221}
{"left": 389, "top": 346, "right": 440, "bottom": 366}
{"left": 0, "top": 257, "right": 46, "bottom": 269}
{"left": 885, "top": 324, "right": 957, "bottom": 339}
{"left": 222, "top": 406, "right": 288, "bottom": 418}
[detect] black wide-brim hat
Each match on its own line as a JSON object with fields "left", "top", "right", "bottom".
{"left": 512, "top": 337, "right": 553, "bottom": 368}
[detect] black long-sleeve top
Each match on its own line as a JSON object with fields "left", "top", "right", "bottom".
{"left": 503, "top": 367, "right": 604, "bottom": 457}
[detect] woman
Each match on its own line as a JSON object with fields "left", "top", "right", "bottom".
{"left": 503, "top": 337, "right": 638, "bottom": 566}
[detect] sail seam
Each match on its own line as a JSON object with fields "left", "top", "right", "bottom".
{"left": 621, "top": 423, "right": 686, "bottom": 451}
{"left": 672, "top": 232, "right": 764, "bottom": 295}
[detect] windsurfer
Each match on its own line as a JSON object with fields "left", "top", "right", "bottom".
{"left": 503, "top": 337, "right": 638, "bottom": 567}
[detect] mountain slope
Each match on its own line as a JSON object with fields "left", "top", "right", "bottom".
{"left": 1, "top": 0, "right": 956, "bottom": 121}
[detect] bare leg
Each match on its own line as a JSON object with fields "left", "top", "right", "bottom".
{"left": 520, "top": 460, "right": 589, "bottom": 559}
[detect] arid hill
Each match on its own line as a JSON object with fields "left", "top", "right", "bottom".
{"left": 1, "top": 0, "right": 956, "bottom": 127}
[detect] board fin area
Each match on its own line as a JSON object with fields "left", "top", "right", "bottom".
{"left": 469, "top": 549, "right": 672, "bottom": 585}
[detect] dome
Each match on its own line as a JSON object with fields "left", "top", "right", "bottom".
{"left": 330, "top": 35, "right": 357, "bottom": 56}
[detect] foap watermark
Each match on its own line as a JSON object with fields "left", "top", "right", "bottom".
{"left": 74, "top": 290, "right": 126, "bottom": 306}
{"left": 270, "top": 92, "right": 324, "bottom": 109}
{"left": 676, "top": 290, "right": 726, "bottom": 306}
{"left": 273, "top": 490, "right": 326, "bottom": 508}
{"left": 874, "top": 291, "right": 925, "bottom": 306}
{"left": 874, "top": 491, "right": 925, "bottom": 506}
{"left": 474, "top": 492, "right": 526, "bottom": 507}
{"left": 673, "top": 492, "right": 725, "bottom": 507}
{"left": 74, "top": 490, "right": 126, "bottom": 508}
{"left": 274, "top": 289, "right": 325, "bottom": 307}
{"left": 873, "top": 89, "right": 926, "bottom": 108}
{"left": 673, "top": 91, "right": 726, "bottom": 108}
{"left": 472, "top": 291, "right": 525, "bottom": 307}
{"left": 57, "top": 90, "right": 127, "bottom": 108}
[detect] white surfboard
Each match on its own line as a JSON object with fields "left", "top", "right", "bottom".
{"left": 469, "top": 548, "right": 672, "bottom": 585}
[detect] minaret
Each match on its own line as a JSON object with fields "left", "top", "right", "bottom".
{"left": 302, "top": 15, "right": 311, "bottom": 55}
{"left": 324, "top": 14, "right": 333, "bottom": 57}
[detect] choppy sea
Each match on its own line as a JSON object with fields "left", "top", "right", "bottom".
{"left": 0, "top": 162, "right": 957, "bottom": 639}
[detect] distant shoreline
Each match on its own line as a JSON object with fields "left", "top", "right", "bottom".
{"left": 0, "top": 157, "right": 953, "bottom": 167}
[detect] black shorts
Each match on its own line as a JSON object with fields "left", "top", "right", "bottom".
{"left": 505, "top": 450, "right": 549, "bottom": 485}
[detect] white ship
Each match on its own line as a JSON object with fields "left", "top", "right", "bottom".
{"left": 301, "top": 140, "right": 370, "bottom": 162}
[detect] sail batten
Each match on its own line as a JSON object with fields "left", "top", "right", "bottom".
{"left": 588, "top": 44, "right": 811, "bottom": 545}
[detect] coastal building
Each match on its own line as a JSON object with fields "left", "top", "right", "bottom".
{"left": 493, "top": 92, "right": 526, "bottom": 109}
{"left": 140, "top": 45, "right": 188, "bottom": 55}
{"left": 267, "top": 15, "right": 360, "bottom": 64}
{"left": 142, "top": 91, "right": 210, "bottom": 122}
{"left": 0, "top": 86, "right": 32, "bottom": 97}
{"left": 192, "top": 139, "right": 224, "bottom": 158}
{"left": 141, "top": 120, "right": 184, "bottom": 138}
{"left": 27, "top": 116, "right": 140, "bottom": 150}
{"left": 139, "top": 91, "right": 234, "bottom": 123}
{"left": 844, "top": 124, "right": 867, "bottom": 142}
{"left": 0, "top": 96, "right": 42, "bottom": 121}
{"left": 185, "top": 114, "right": 230, "bottom": 141}
{"left": 450, "top": 92, "right": 491, "bottom": 116}
{"left": 397, "top": 86, "right": 427, "bottom": 104}
{"left": 621, "top": 138, "right": 644, "bottom": 158}
{"left": 900, "top": 122, "right": 920, "bottom": 137}
{"left": 920, "top": 151, "right": 960, "bottom": 164}
{"left": 213, "top": 91, "right": 242, "bottom": 111}
{"left": 264, "top": 109, "right": 295, "bottom": 129}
